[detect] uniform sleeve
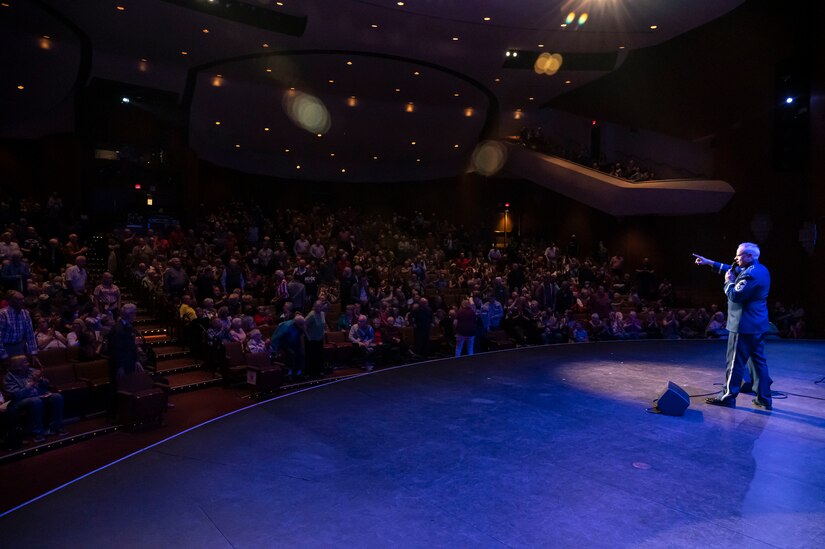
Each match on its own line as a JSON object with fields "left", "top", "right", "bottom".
{"left": 724, "top": 275, "right": 762, "bottom": 304}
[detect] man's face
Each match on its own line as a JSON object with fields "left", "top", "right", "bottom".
{"left": 11, "top": 357, "right": 30, "bottom": 374}
{"left": 8, "top": 293, "right": 24, "bottom": 310}
{"left": 735, "top": 247, "right": 754, "bottom": 267}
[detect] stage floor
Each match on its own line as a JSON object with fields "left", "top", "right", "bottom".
{"left": 2, "top": 340, "right": 824, "bottom": 548}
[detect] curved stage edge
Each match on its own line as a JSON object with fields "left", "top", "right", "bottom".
{"left": 2, "top": 340, "right": 825, "bottom": 548}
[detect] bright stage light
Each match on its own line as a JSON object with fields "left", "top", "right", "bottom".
{"left": 785, "top": 97, "right": 794, "bottom": 104}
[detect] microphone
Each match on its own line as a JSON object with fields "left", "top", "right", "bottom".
{"left": 728, "top": 258, "right": 741, "bottom": 278}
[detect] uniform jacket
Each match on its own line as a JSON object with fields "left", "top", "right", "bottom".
{"left": 713, "top": 260, "right": 771, "bottom": 334}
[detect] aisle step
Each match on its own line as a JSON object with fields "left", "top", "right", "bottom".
{"left": 154, "top": 345, "right": 190, "bottom": 360}
{"left": 166, "top": 370, "right": 222, "bottom": 393}
{"left": 155, "top": 358, "right": 205, "bottom": 375}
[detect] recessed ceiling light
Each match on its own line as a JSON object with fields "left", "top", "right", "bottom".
{"left": 328, "top": 79, "right": 334, "bottom": 84}
{"left": 285, "top": 149, "right": 290, "bottom": 153}
{"left": 454, "top": 144, "right": 459, "bottom": 148}
{"left": 262, "top": 43, "right": 270, "bottom": 48}
{"left": 529, "top": 97, "right": 534, "bottom": 101}
{"left": 276, "top": 1, "right": 284, "bottom": 5}
{"left": 346, "top": 61, "right": 352, "bottom": 65}
{"left": 1, "top": 3, "right": 11, "bottom": 7}
{"left": 395, "top": 88, "right": 401, "bottom": 92}
{"left": 235, "top": 144, "right": 240, "bottom": 148}
{"left": 296, "top": 165, "right": 301, "bottom": 169}
{"left": 411, "top": 141, "right": 416, "bottom": 145}
{"left": 452, "top": 37, "right": 459, "bottom": 41}
{"left": 373, "top": 156, "right": 378, "bottom": 160}
{"left": 413, "top": 71, "right": 420, "bottom": 76}
{"left": 397, "top": 1, "right": 404, "bottom": 5}
{"left": 650, "top": 25, "right": 658, "bottom": 29}
{"left": 180, "top": 51, "right": 188, "bottom": 55}
{"left": 116, "top": 5, "right": 125, "bottom": 11}
{"left": 140, "top": 58, "right": 148, "bottom": 62}
{"left": 17, "top": 84, "right": 24, "bottom": 90}
{"left": 214, "top": 121, "right": 221, "bottom": 125}
{"left": 561, "top": 23, "right": 567, "bottom": 27}
{"left": 494, "top": 78, "right": 501, "bottom": 82}
{"left": 202, "top": 28, "right": 209, "bottom": 33}
{"left": 341, "top": 168, "right": 346, "bottom": 173}
{"left": 330, "top": 153, "right": 336, "bottom": 157}
{"left": 619, "top": 45, "right": 625, "bottom": 49}
{"left": 565, "top": 80, "right": 571, "bottom": 84}
{"left": 264, "top": 127, "right": 270, "bottom": 132}
{"left": 416, "top": 159, "right": 421, "bottom": 162}
{"left": 483, "top": 17, "right": 491, "bottom": 21}
{"left": 538, "top": 44, "right": 544, "bottom": 48}
{"left": 371, "top": 24, "right": 378, "bottom": 28}
{"left": 316, "top": 133, "right": 322, "bottom": 137}
{"left": 289, "top": 87, "right": 295, "bottom": 90}
{"left": 453, "top": 93, "right": 459, "bottom": 97}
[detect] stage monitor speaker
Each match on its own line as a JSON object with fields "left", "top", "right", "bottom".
{"left": 655, "top": 381, "right": 689, "bottom": 416}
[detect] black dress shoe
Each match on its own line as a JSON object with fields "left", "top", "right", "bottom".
{"left": 739, "top": 384, "right": 754, "bottom": 395}
{"left": 705, "top": 397, "right": 736, "bottom": 407}
{"left": 752, "top": 398, "right": 773, "bottom": 410}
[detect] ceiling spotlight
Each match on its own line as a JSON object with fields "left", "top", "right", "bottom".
{"left": 452, "top": 37, "right": 459, "bottom": 41}
{"left": 411, "top": 141, "right": 416, "bottom": 145}
{"left": 116, "top": 5, "right": 125, "bottom": 11}
{"left": 341, "top": 168, "right": 346, "bottom": 173}
{"left": 560, "top": 23, "right": 567, "bottom": 28}
{"left": 296, "top": 165, "right": 301, "bottom": 169}
{"left": 397, "top": 1, "right": 404, "bottom": 5}
{"left": 371, "top": 24, "right": 378, "bottom": 28}
{"left": 330, "top": 153, "right": 336, "bottom": 157}
{"left": 262, "top": 43, "right": 270, "bottom": 48}
{"left": 785, "top": 97, "right": 794, "bottom": 104}
{"left": 264, "top": 127, "right": 270, "bottom": 131}
{"left": 346, "top": 60, "right": 353, "bottom": 65}
{"left": 202, "top": 28, "right": 209, "bottom": 34}
{"left": 454, "top": 144, "right": 459, "bottom": 148}
{"left": 464, "top": 108, "right": 474, "bottom": 117}
{"left": 328, "top": 79, "right": 334, "bottom": 84}
{"left": 453, "top": 93, "right": 460, "bottom": 97}
{"left": 405, "top": 102, "right": 414, "bottom": 112}
{"left": 529, "top": 97, "right": 534, "bottom": 101}
{"left": 317, "top": 133, "right": 323, "bottom": 137}
{"left": 416, "top": 159, "right": 421, "bottom": 163}
{"left": 494, "top": 78, "right": 501, "bottom": 82}
{"left": 513, "top": 52, "right": 518, "bottom": 58}
{"left": 395, "top": 88, "right": 401, "bottom": 92}
{"left": 538, "top": 44, "right": 544, "bottom": 48}
{"left": 347, "top": 96, "right": 357, "bottom": 107}
{"left": 564, "top": 80, "right": 571, "bottom": 84}
{"left": 17, "top": 84, "right": 25, "bottom": 90}
{"left": 180, "top": 51, "right": 188, "bottom": 55}
{"left": 649, "top": 25, "right": 658, "bottom": 29}
{"left": 483, "top": 17, "right": 491, "bottom": 21}
{"left": 276, "top": 1, "right": 284, "bottom": 5}
{"left": 373, "top": 156, "right": 378, "bottom": 160}
{"left": 618, "top": 45, "right": 625, "bottom": 49}
{"left": 234, "top": 144, "right": 240, "bottom": 148}
{"left": 284, "top": 149, "right": 290, "bottom": 153}
{"left": 506, "top": 51, "right": 511, "bottom": 57}
{"left": 215, "top": 120, "right": 221, "bottom": 125}
{"left": 413, "top": 71, "right": 420, "bottom": 76}
{"left": 265, "top": 68, "right": 272, "bottom": 72}
{"left": 121, "top": 96, "right": 130, "bottom": 103}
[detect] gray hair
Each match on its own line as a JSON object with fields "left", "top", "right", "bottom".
{"left": 738, "top": 242, "right": 760, "bottom": 260}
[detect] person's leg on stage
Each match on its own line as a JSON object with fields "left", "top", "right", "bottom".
{"left": 748, "top": 334, "right": 772, "bottom": 408}
{"left": 708, "top": 332, "right": 747, "bottom": 406}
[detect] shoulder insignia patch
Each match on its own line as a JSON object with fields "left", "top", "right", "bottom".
{"left": 735, "top": 279, "right": 747, "bottom": 292}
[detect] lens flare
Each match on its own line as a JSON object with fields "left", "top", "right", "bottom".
{"left": 282, "top": 91, "right": 331, "bottom": 134}
{"left": 578, "top": 13, "right": 588, "bottom": 25}
{"left": 565, "top": 12, "right": 576, "bottom": 24}
{"left": 534, "top": 53, "right": 563, "bottom": 76}
{"left": 472, "top": 141, "right": 507, "bottom": 177}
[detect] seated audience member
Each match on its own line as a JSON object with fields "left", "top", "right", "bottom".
{"left": 348, "top": 315, "right": 377, "bottom": 370}
{"left": 2, "top": 355, "right": 66, "bottom": 442}
{"left": 245, "top": 329, "right": 267, "bottom": 353}
{"left": 705, "top": 311, "right": 728, "bottom": 339}
{"left": 623, "top": 311, "right": 643, "bottom": 339}
{"left": 35, "top": 317, "right": 68, "bottom": 350}
{"left": 228, "top": 317, "right": 246, "bottom": 343}
{"left": 572, "top": 322, "right": 589, "bottom": 343}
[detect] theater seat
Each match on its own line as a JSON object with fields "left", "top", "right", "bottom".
{"left": 74, "top": 359, "right": 111, "bottom": 414}
{"left": 37, "top": 348, "right": 69, "bottom": 367}
{"left": 116, "top": 372, "right": 167, "bottom": 427}
{"left": 487, "top": 330, "right": 516, "bottom": 351}
{"left": 245, "top": 352, "right": 283, "bottom": 392}
{"left": 44, "top": 363, "right": 89, "bottom": 419}
{"left": 324, "top": 331, "right": 353, "bottom": 365}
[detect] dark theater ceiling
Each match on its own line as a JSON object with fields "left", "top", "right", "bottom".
{"left": 1, "top": 0, "right": 745, "bottom": 182}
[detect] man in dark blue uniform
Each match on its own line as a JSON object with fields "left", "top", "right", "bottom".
{"left": 693, "top": 242, "right": 773, "bottom": 410}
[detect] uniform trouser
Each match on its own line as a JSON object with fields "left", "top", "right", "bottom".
{"left": 723, "top": 332, "right": 771, "bottom": 405}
